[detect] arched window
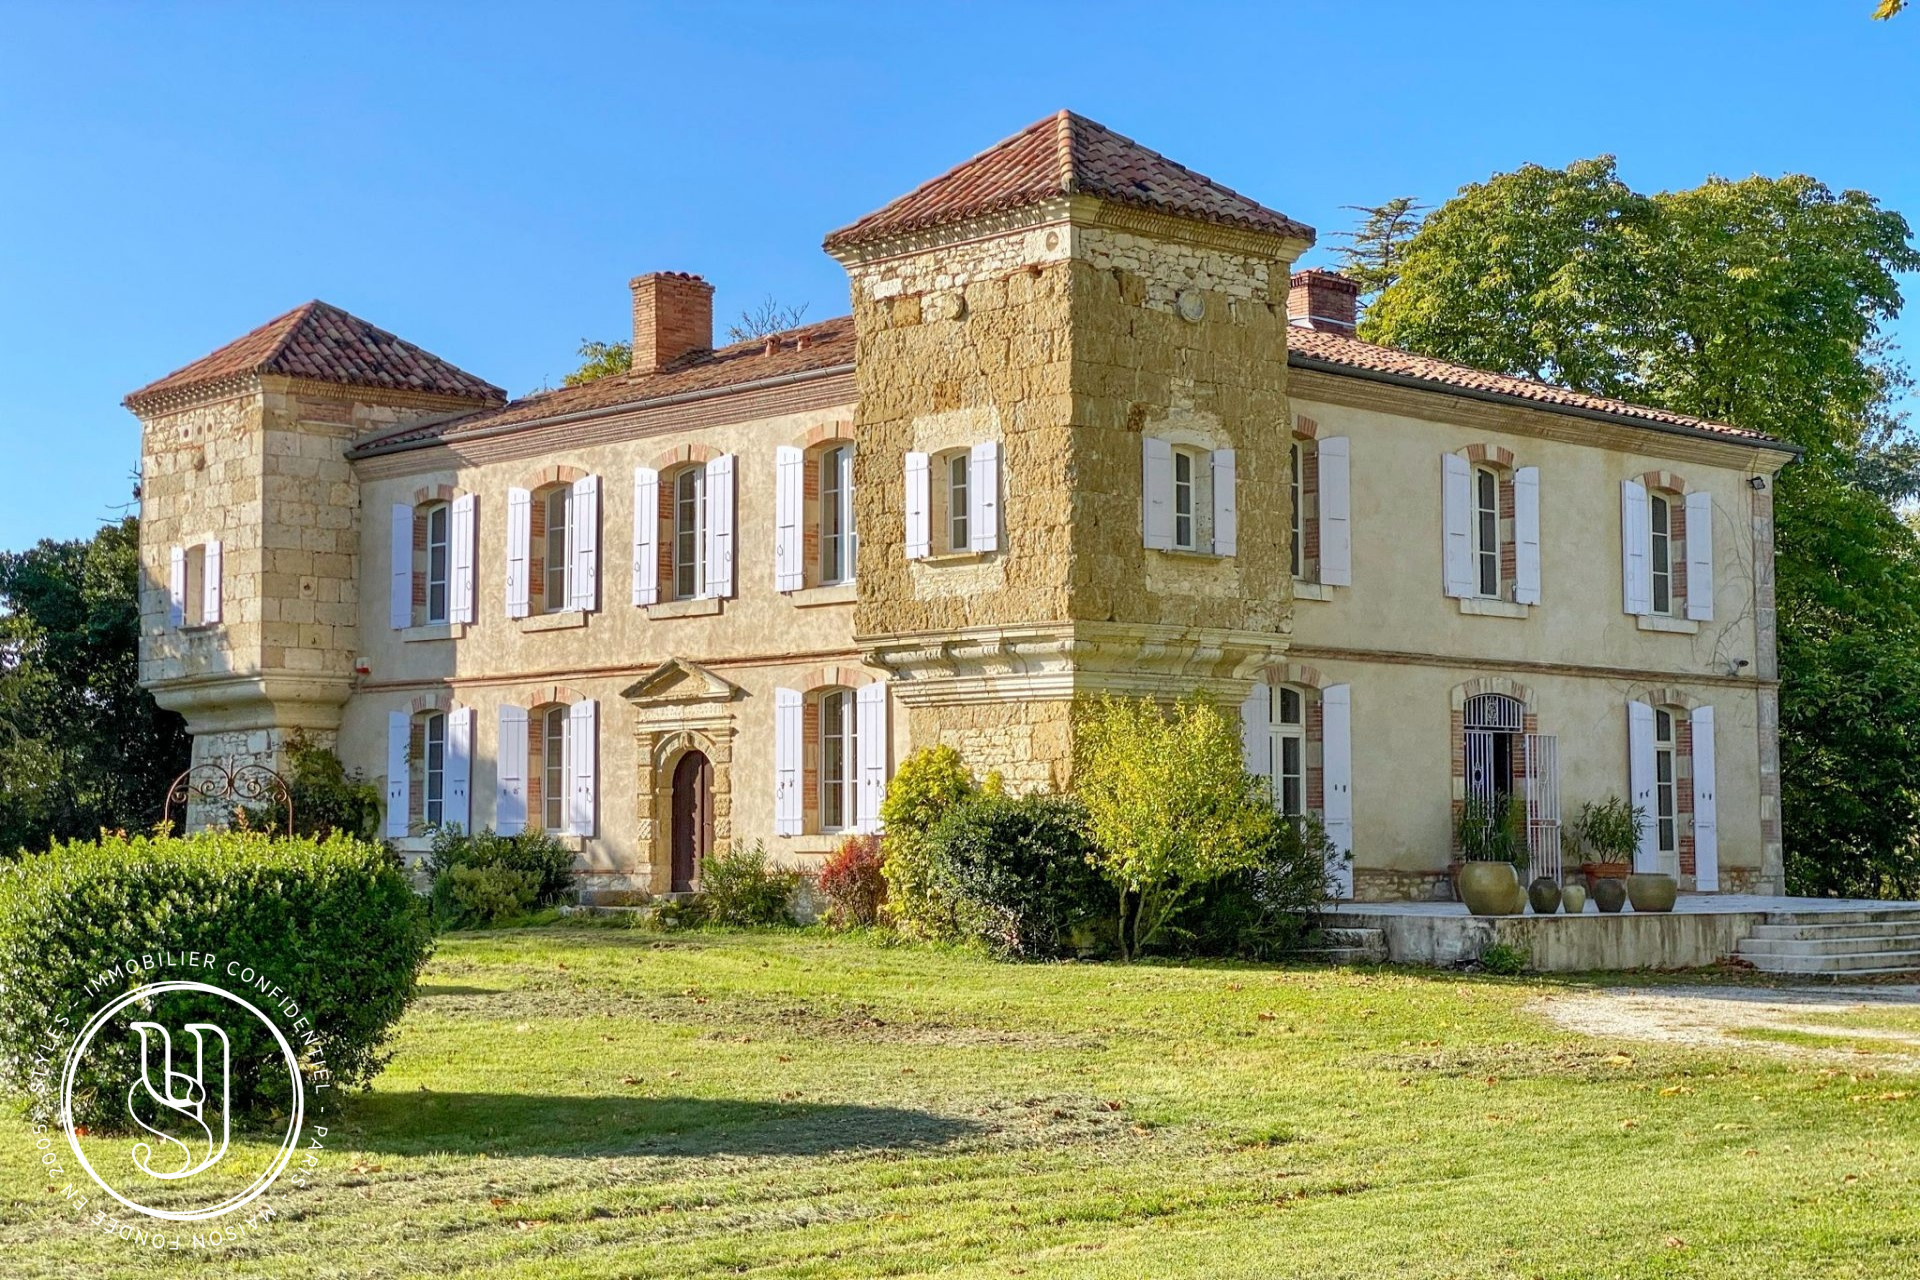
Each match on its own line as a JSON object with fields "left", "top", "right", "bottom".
{"left": 818, "top": 686, "right": 859, "bottom": 832}
{"left": 1463, "top": 693, "right": 1525, "bottom": 804}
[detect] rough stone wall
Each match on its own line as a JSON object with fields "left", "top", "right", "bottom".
{"left": 1067, "top": 224, "right": 1295, "bottom": 635}
{"left": 255, "top": 385, "right": 364, "bottom": 681}
{"left": 903, "top": 699, "right": 1072, "bottom": 793}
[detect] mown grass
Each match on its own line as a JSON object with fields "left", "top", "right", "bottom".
{"left": 2, "top": 925, "right": 1918, "bottom": 1278}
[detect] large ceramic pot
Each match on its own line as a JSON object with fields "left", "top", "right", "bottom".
{"left": 1560, "top": 882, "right": 1588, "bottom": 914}
{"left": 1458, "top": 861, "right": 1523, "bottom": 916}
{"left": 1592, "top": 877, "right": 1629, "bottom": 913}
{"left": 1527, "top": 877, "right": 1562, "bottom": 915}
{"left": 1626, "top": 872, "right": 1679, "bottom": 913}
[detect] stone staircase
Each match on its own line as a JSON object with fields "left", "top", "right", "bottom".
{"left": 1736, "top": 907, "right": 1920, "bottom": 976}
{"left": 1292, "top": 925, "right": 1388, "bottom": 965}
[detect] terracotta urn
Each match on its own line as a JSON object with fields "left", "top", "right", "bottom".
{"left": 1592, "top": 878, "right": 1629, "bottom": 913}
{"left": 1560, "top": 882, "right": 1588, "bottom": 914}
{"left": 1626, "top": 872, "right": 1679, "bottom": 913}
{"left": 1527, "top": 877, "right": 1562, "bottom": 915}
{"left": 1458, "top": 861, "right": 1523, "bottom": 916}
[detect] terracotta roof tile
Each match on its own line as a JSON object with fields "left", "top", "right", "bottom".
{"left": 824, "top": 110, "right": 1314, "bottom": 251}
{"left": 1286, "top": 327, "right": 1780, "bottom": 444}
{"left": 124, "top": 301, "right": 504, "bottom": 409}
{"left": 349, "top": 315, "right": 857, "bottom": 455}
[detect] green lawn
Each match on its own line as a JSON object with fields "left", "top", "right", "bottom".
{"left": 4, "top": 925, "right": 1918, "bottom": 1278}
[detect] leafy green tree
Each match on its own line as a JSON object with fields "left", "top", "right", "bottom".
{"left": 1364, "top": 158, "right": 1920, "bottom": 896}
{"left": 0, "top": 517, "right": 190, "bottom": 852}
{"left": 563, "top": 338, "right": 632, "bottom": 387}
{"left": 1073, "top": 694, "right": 1271, "bottom": 959}
{"left": 1332, "top": 197, "right": 1429, "bottom": 301}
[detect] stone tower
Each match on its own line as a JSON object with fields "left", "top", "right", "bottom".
{"left": 826, "top": 111, "right": 1314, "bottom": 789}
{"left": 125, "top": 302, "right": 502, "bottom": 793}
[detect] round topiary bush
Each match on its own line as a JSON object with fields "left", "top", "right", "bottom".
{"left": 0, "top": 830, "right": 433, "bottom": 1127}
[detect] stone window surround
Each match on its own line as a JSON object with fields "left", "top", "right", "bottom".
{"left": 1148, "top": 423, "right": 1227, "bottom": 557}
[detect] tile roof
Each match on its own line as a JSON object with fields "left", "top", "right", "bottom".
{"left": 351, "top": 309, "right": 1777, "bottom": 458}
{"left": 349, "top": 315, "right": 857, "bottom": 456}
{"left": 1285, "top": 327, "right": 1781, "bottom": 445}
{"left": 824, "top": 110, "right": 1314, "bottom": 251}
{"left": 124, "top": 301, "right": 505, "bottom": 409}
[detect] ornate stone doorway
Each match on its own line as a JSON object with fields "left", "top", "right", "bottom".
{"left": 670, "top": 750, "right": 713, "bottom": 893}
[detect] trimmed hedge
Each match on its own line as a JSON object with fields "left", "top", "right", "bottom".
{"left": 0, "top": 831, "right": 432, "bottom": 1127}
{"left": 425, "top": 828, "right": 576, "bottom": 928}
{"left": 927, "top": 792, "right": 1108, "bottom": 959}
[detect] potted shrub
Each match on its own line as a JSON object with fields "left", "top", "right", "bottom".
{"left": 1454, "top": 793, "right": 1526, "bottom": 916}
{"left": 1571, "top": 797, "right": 1643, "bottom": 890}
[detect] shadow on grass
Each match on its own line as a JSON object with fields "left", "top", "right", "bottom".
{"left": 341, "top": 1091, "right": 975, "bottom": 1158}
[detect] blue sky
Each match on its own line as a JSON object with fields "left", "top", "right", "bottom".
{"left": 1, "top": 1, "right": 1915, "bottom": 550}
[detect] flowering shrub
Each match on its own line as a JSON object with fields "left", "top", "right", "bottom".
{"left": 817, "top": 834, "right": 886, "bottom": 927}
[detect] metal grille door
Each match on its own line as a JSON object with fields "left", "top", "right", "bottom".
{"left": 1523, "top": 733, "right": 1562, "bottom": 884}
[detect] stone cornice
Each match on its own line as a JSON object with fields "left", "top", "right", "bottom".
{"left": 126, "top": 372, "right": 494, "bottom": 422}
{"left": 147, "top": 673, "right": 353, "bottom": 734}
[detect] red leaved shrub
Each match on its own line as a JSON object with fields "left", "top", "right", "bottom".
{"left": 817, "top": 834, "right": 886, "bottom": 927}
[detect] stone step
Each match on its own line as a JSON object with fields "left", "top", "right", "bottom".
{"left": 1738, "top": 947, "right": 1920, "bottom": 975}
{"left": 1763, "top": 908, "right": 1920, "bottom": 927}
{"left": 1292, "top": 946, "right": 1388, "bottom": 966}
{"left": 1740, "top": 934, "right": 1920, "bottom": 958}
{"left": 1748, "top": 921, "right": 1920, "bottom": 943}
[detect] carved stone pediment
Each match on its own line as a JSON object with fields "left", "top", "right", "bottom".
{"left": 620, "top": 658, "right": 741, "bottom": 708}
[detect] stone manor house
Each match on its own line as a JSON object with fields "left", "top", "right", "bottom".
{"left": 128, "top": 112, "right": 1798, "bottom": 901}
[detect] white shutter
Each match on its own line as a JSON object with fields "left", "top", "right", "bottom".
{"left": 1142, "top": 437, "right": 1174, "bottom": 550}
{"left": 1627, "top": 701, "right": 1658, "bottom": 871}
{"left": 1240, "top": 684, "right": 1271, "bottom": 781}
{"left": 202, "top": 539, "right": 223, "bottom": 624}
{"left": 1317, "top": 436, "right": 1351, "bottom": 587}
{"left": 1621, "top": 480, "right": 1651, "bottom": 616}
{"left": 1692, "top": 705, "right": 1719, "bottom": 891}
{"left": 384, "top": 709, "right": 410, "bottom": 839}
{"left": 1442, "top": 453, "right": 1473, "bottom": 597}
{"left": 167, "top": 546, "right": 186, "bottom": 627}
{"left": 1322, "top": 683, "right": 1354, "bottom": 899}
{"left": 903, "top": 451, "right": 931, "bottom": 560}
{"left": 567, "top": 699, "right": 597, "bottom": 837}
{"left": 1685, "top": 490, "right": 1714, "bottom": 621}
{"left": 631, "top": 467, "right": 659, "bottom": 606}
{"left": 445, "top": 706, "right": 473, "bottom": 832}
{"left": 705, "top": 454, "right": 735, "bottom": 598}
{"left": 775, "top": 446, "right": 804, "bottom": 591}
{"left": 449, "top": 494, "right": 477, "bottom": 625}
{"left": 496, "top": 705, "right": 528, "bottom": 835}
{"left": 505, "top": 487, "right": 532, "bottom": 619}
{"left": 856, "top": 681, "right": 889, "bottom": 833}
{"left": 969, "top": 441, "right": 1000, "bottom": 553}
{"left": 773, "top": 687, "right": 803, "bottom": 835}
{"left": 1211, "top": 448, "right": 1238, "bottom": 556}
{"left": 569, "top": 474, "right": 599, "bottom": 612}
{"left": 1513, "top": 465, "right": 1541, "bottom": 605}
{"left": 390, "top": 504, "right": 414, "bottom": 630}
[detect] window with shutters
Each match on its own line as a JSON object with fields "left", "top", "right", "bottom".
{"left": 1171, "top": 447, "right": 1211, "bottom": 551}
{"left": 818, "top": 445, "right": 857, "bottom": 586}
{"left": 670, "top": 466, "right": 707, "bottom": 601}
{"left": 181, "top": 544, "right": 209, "bottom": 627}
{"left": 529, "top": 484, "right": 571, "bottom": 614}
{"left": 420, "top": 502, "right": 450, "bottom": 625}
{"left": 528, "top": 703, "right": 570, "bottom": 834}
{"left": 816, "top": 687, "right": 859, "bottom": 833}
{"left": 412, "top": 710, "right": 447, "bottom": 830}
{"left": 1472, "top": 465, "right": 1502, "bottom": 598}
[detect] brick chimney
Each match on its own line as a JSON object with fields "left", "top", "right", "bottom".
{"left": 1287, "top": 269, "right": 1359, "bottom": 336}
{"left": 628, "top": 272, "right": 714, "bottom": 373}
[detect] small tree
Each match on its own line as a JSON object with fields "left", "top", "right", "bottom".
{"left": 563, "top": 338, "right": 632, "bottom": 387}
{"left": 725, "top": 296, "right": 809, "bottom": 343}
{"left": 1332, "top": 197, "right": 1429, "bottom": 302}
{"left": 1073, "top": 693, "right": 1271, "bottom": 960}
{"left": 878, "top": 745, "right": 984, "bottom": 937}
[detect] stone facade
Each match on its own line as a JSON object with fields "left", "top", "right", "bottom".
{"left": 127, "top": 112, "right": 1798, "bottom": 902}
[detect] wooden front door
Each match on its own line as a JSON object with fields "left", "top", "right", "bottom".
{"left": 670, "top": 750, "right": 713, "bottom": 893}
